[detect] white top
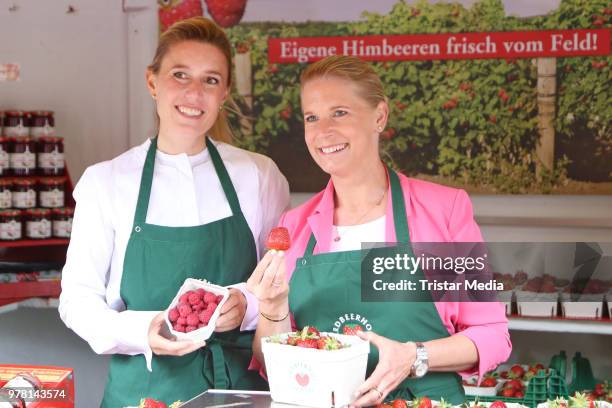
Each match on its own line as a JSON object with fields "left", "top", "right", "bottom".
{"left": 329, "top": 215, "right": 386, "bottom": 252}
{"left": 59, "top": 138, "right": 290, "bottom": 370}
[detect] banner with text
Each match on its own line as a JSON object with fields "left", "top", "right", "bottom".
{"left": 269, "top": 29, "right": 610, "bottom": 63}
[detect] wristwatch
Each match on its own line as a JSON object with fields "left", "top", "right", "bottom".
{"left": 409, "top": 342, "right": 429, "bottom": 378}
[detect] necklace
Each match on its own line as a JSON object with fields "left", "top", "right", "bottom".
{"left": 333, "top": 188, "right": 386, "bottom": 242}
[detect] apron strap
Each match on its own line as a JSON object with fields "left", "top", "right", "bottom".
{"left": 305, "top": 232, "right": 317, "bottom": 255}
{"left": 207, "top": 340, "right": 230, "bottom": 389}
{"left": 387, "top": 165, "right": 411, "bottom": 244}
{"left": 133, "top": 137, "right": 158, "bottom": 226}
{"left": 304, "top": 166, "right": 411, "bottom": 255}
{"left": 132, "top": 136, "right": 244, "bottom": 228}
{"left": 206, "top": 137, "right": 243, "bottom": 216}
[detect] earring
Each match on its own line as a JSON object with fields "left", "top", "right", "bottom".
{"left": 152, "top": 93, "right": 156, "bottom": 99}
{"left": 377, "top": 126, "right": 383, "bottom": 132}
{"left": 219, "top": 105, "right": 223, "bottom": 112}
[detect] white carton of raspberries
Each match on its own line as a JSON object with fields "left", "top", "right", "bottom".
{"left": 164, "top": 278, "right": 229, "bottom": 342}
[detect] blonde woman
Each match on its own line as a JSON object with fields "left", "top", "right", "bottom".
{"left": 59, "top": 17, "right": 289, "bottom": 406}
{"left": 248, "top": 56, "right": 511, "bottom": 407}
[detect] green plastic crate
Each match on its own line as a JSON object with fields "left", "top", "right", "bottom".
{"left": 475, "top": 369, "right": 550, "bottom": 408}
{"left": 569, "top": 352, "right": 599, "bottom": 394}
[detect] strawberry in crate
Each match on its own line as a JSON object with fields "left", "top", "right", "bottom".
{"left": 269, "top": 326, "right": 347, "bottom": 350}
{"left": 262, "top": 325, "right": 370, "bottom": 407}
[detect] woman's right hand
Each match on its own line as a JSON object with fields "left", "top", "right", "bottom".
{"left": 148, "top": 312, "right": 206, "bottom": 356}
{"left": 246, "top": 249, "right": 289, "bottom": 315}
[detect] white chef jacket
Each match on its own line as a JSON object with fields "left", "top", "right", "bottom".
{"left": 59, "top": 138, "right": 290, "bottom": 370}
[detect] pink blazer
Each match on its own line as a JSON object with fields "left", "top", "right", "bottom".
{"left": 255, "top": 173, "right": 512, "bottom": 381}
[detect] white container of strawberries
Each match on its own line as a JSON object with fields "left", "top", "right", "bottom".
{"left": 262, "top": 326, "right": 370, "bottom": 408}
{"left": 164, "top": 278, "right": 229, "bottom": 342}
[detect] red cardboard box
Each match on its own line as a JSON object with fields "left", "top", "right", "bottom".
{"left": 0, "top": 364, "right": 74, "bottom": 408}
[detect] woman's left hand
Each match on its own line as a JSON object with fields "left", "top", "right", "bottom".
{"left": 350, "top": 331, "right": 416, "bottom": 408}
{"left": 214, "top": 288, "right": 247, "bottom": 332}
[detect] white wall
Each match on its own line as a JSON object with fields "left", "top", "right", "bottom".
{"left": 0, "top": 0, "right": 138, "bottom": 179}
{"left": 0, "top": 0, "right": 610, "bottom": 406}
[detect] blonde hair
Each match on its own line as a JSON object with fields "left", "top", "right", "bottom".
{"left": 300, "top": 55, "right": 387, "bottom": 108}
{"left": 148, "top": 17, "right": 235, "bottom": 143}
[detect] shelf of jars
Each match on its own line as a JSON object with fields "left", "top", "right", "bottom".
{"left": 0, "top": 110, "right": 73, "bottom": 308}
{"left": 0, "top": 110, "right": 73, "bottom": 245}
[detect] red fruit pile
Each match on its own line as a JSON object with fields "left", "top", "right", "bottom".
{"left": 168, "top": 289, "right": 224, "bottom": 333}
{"left": 498, "top": 377, "right": 525, "bottom": 398}
{"left": 272, "top": 326, "right": 347, "bottom": 350}
{"left": 522, "top": 275, "right": 559, "bottom": 293}
{"left": 266, "top": 227, "right": 291, "bottom": 251}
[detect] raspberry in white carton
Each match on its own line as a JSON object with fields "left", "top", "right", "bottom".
{"left": 262, "top": 327, "right": 370, "bottom": 408}
{"left": 164, "top": 278, "right": 229, "bottom": 342}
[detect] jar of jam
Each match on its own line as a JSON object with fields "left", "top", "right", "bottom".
{"left": 0, "top": 137, "right": 10, "bottom": 175}
{"left": 37, "top": 136, "right": 64, "bottom": 176}
{"left": 0, "top": 179, "right": 12, "bottom": 209}
{"left": 25, "top": 208, "right": 52, "bottom": 239}
{"left": 0, "top": 209, "right": 22, "bottom": 240}
{"left": 39, "top": 177, "right": 65, "bottom": 208}
{"left": 10, "top": 137, "right": 37, "bottom": 176}
{"left": 52, "top": 207, "right": 74, "bottom": 238}
{"left": 29, "top": 111, "right": 55, "bottom": 138}
{"left": 12, "top": 179, "right": 36, "bottom": 209}
{"left": 3, "top": 111, "right": 29, "bottom": 137}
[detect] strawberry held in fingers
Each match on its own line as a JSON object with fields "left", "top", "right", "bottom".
{"left": 266, "top": 227, "right": 291, "bottom": 250}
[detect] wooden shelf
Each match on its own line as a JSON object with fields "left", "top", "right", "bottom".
{"left": 508, "top": 315, "right": 612, "bottom": 335}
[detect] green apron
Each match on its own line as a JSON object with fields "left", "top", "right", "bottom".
{"left": 289, "top": 168, "right": 466, "bottom": 404}
{"left": 101, "top": 137, "right": 267, "bottom": 408}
